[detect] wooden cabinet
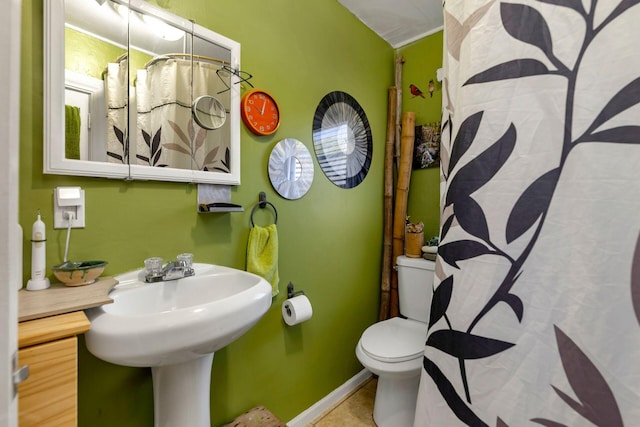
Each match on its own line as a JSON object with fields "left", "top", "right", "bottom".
{"left": 17, "top": 312, "right": 90, "bottom": 427}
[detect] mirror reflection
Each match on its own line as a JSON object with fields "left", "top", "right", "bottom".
{"left": 284, "top": 157, "right": 302, "bottom": 181}
{"left": 192, "top": 95, "right": 227, "bottom": 131}
{"left": 46, "top": 0, "right": 241, "bottom": 184}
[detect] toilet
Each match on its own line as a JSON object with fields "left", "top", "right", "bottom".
{"left": 356, "top": 255, "right": 435, "bottom": 427}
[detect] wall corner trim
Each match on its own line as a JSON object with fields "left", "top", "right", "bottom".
{"left": 287, "top": 368, "right": 372, "bottom": 427}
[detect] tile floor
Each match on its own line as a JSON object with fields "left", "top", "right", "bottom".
{"left": 307, "top": 376, "right": 378, "bottom": 426}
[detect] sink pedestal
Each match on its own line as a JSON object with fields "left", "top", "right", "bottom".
{"left": 151, "top": 354, "right": 214, "bottom": 427}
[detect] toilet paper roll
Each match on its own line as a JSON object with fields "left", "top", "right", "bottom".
{"left": 282, "top": 295, "right": 313, "bottom": 326}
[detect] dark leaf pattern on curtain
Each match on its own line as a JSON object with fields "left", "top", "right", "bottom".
{"left": 424, "top": 0, "right": 637, "bottom": 423}
{"left": 206, "top": 147, "right": 231, "bottom": 172}
{"left": 439, "top": 240, "right": 492, "bottom": 268}
{"left": 455, "top": 196, "right": 490, "bottom": 243}
{"left": 577, "top": 77, "right": 640, "bottom": 144}
{"left": 445, "top": 124, "right": 516, "bottom": 207}
{"left": 107, "top": 125, "right": 128, "bottom": 163}
{"left": 597, "top": 0, "right": 640, "bottom": 31}
{"left": 534, "top": 0, "right": 586, "bottom": 15}
{"left": 427, "top": 330, "right": 515, "bottom": 359}
{"left": 464, "top": 59, "right": 551, "bottom": 85}
{"left": 531, "top": 327, "right": 623, "bottom": 426}
{"left": 506, "top": 168, "right": 560, "bottom": 244}
{"left": 448, "top": 111, "right": 483, "bottom": 175}
{"left": 440, "top": 212, "right": 456, "bottom": 242}
{"left": 502, "top": 292, "right": 524, "bottom": 323}
{"left": 500, "top": 3, "right": 567, "bottom": 71}
{"left": 581, "top": 126, "right": 640, "bottom": 144}
{"left": 429, "top": 275, "right": 453, "bottom": 329}
{"left": 423, "top": 357, "right": 489, "bottom": 427}
{"left": 138, "top": 128, "right": 169, "bottom": 167}
{"left": 223, "top": 147, "right": 231, "bottom": 170}
{"left": 530, "top": 419, "right": 568, "bottom": 427}
{"left": 631, "top": 233, "right": 640, "bottom": 325}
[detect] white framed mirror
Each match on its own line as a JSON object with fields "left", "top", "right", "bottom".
{"left": 44, "top": 0, "right": 242, "bottom": 184}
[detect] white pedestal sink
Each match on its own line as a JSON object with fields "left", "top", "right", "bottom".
{"left": 84, "top": 263, "right": 272, "bottom": 427}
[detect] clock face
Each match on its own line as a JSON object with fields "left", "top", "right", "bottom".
{"left": 241, "top": 90, "right": 280, "bottom": 136}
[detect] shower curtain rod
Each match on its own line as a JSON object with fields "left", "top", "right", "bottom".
{"left": 144, "top": 53, "right": 229, "bottom": 68}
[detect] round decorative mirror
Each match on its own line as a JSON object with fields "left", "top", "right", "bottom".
{"left": 312, "top": 91, "right": 372, "bottom": 188}
{"left": 192, "top": 95, "right": 226, "bottom": 130}
{"left": 268, "top": 138, "right": 314, "bottom": 200}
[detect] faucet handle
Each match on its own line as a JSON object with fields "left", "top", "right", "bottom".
{"left": 177, "top": 253, "right": 195, "bottom": 277}
{"left": 177, "top": 253, "right": 193, "bottom": 268}
{"left": 144, "top": 257, "right": 164, "bottom": 275}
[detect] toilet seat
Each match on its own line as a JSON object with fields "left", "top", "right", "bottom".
{"left": 360, "top": 317, "right": 427, "bottom": 363}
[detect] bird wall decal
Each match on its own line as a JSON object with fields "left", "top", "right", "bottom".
{"left": 409, "top": 84, "right": 425, "bottom": 98}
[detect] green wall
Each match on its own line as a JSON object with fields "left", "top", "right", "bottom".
{"left": 65, "top": 27, "right": 125, "bottom": 79}
{"left": 65, "top": 27, "right": 151, "bottom": 80}
{"left": 399, "top": 31, "right": 443, "bottom": 241}
{"left": 21, "top": 1, "right": 393, "bottom": 426}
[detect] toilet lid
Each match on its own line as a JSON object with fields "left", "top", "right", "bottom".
{"left": 360, "top": 317, "right": 427, "bottom": 363}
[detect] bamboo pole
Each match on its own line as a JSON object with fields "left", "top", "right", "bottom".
{"left": 394, "top": 55, "right": 405, "bottom": 164}
{"left": 379, "top": 87, "right": 397, "bottom": 321}
{"left": 390, "top": 112, "right": 416, "bottom": 318}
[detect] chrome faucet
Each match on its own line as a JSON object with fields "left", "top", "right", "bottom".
{"left": 144, "top": 254, "right": 195, "bottom": 283}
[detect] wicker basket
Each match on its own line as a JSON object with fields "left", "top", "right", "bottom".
{"left": 224, "top": 406, "right": 286, "bottom": 427}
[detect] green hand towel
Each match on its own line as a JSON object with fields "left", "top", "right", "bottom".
{"left": 65, "top": 105, "right": 81, "bottom": 160}
{"left": 247, "top": 224, "right": 279, "bottom": 297}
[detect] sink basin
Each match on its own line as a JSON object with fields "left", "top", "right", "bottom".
{"left": 85, "top": 263, "right": 272, "bottom": 367}
{"left": 84, "top": 263, "right": 272, "bottom": 427}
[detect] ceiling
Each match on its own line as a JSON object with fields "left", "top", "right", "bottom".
{"left": 338, "top": 0, "right": 443, "bottom": 48}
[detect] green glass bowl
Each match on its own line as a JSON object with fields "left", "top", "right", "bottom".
{"left": 52, "top": 260, "right": 108, "bottom": 286}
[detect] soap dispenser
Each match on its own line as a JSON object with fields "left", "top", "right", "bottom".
{"left": 26, "top": 210, "right": 50, "bottom": 291}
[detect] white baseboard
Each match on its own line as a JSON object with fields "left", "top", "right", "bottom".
{"left": 287, "top": 369, "right": 372, "bottom": 427}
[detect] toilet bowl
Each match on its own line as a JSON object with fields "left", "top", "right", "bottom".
{"left": 356, "top": 255, "right": 435, "bottom": 427}
{"left": 356, "top": 317, "right": 427, "bottom": 426}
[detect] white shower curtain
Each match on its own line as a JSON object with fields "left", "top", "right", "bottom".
{"left": 105, "top": 56, "right": 128, "bottom": 163}
{"left": 135, "top": 58, "right": 230, "bottom": 171}
{"left": 414, "top": 1, "right": 640, "bottom": 425}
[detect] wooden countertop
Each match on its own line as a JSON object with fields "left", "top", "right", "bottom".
{"left": 18, "top": 277, "right": 118, "bottom": 322}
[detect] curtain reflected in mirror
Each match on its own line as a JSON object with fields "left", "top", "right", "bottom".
{"left": 134, "top": 56, "right": 230, "bottom": 171}
{"left": 105, "top": 55, "right": 129, "bottom": 163}
{"left": 59, "top": 0, "right": 238, "bottom": 179}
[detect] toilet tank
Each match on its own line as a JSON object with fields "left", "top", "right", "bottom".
{"left": 396, "top": 255, "right": 436, "bottom": 323}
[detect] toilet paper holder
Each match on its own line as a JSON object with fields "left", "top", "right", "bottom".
{"left": 287, "top": 282, "right": 305, "bottom": 299}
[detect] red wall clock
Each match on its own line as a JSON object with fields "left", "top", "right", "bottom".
{"left": 240, "top": 89, "right": 281, "bottom": 136}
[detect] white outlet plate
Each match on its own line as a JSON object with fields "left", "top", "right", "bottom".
{"left": 54, "top": 187, "right": 85, "bottom": 228}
